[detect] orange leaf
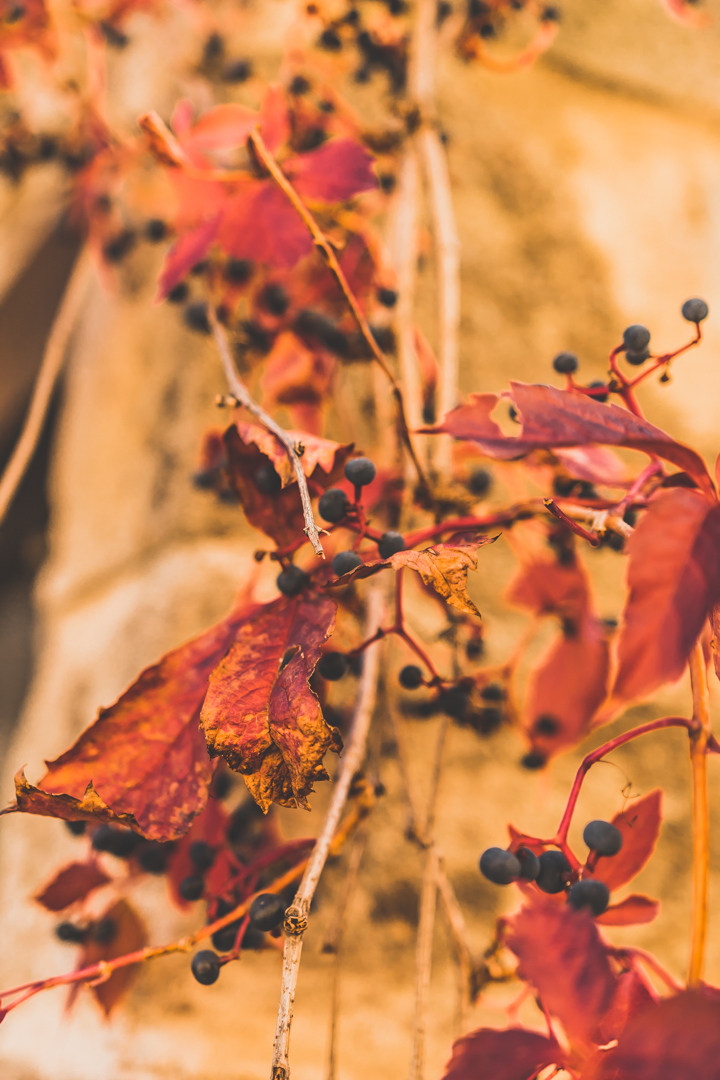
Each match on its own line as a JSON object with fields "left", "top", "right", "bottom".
{"left": 595, "top": 894, "right": 659, "bottom": 927}
{"left": 34, "top": 861, "right": 110, "bottom": 913}
{"left": 77, "top": 899, "right": 147, "bottom": 1017}
{"left": 234, "top": 420, "right": 348, "bottom": 488}
{"left": 200, "top": 595, "right": 339, "bottom": 812}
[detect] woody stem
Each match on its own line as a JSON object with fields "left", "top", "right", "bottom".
{"left": 688, "top": 640, "right": 712, "bottom": 986}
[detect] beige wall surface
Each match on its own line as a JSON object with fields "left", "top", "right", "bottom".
{"left": 2, "top": 2, "right": 720, "bottom": 1077}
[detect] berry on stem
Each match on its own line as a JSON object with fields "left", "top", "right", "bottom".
{"left": 344, "top": 457, "right": 376, "bottom": 487}
{"left": 56, "top": 921, "right": 88, "bottom": 944}
{"left": 92, "top": 825, "right": 141, "bottom": 858}
{"left": 137, "top": 841, "right": 171, "bottom": 874}
{"left": 480, "top": 682, "right": 505, "bottom": 702}
{"left": 317, "top": 652, "right": 348, "bottom": 681}
{"left": 318, "top": 488, "right": 349, "bottom": 523}
{"left": 191, "top": 950, "right": 221, "bottom": 985}
{"left": 536, "top": 850, "right": 571, "bottom": 894}
{"left": 276, "top": 565, "right": 309, "bottom": 596}
{"left": 552, "top": 352, "right": 578, "bottom": 374}
{"left": 189, "top": 841, "right": 216, "bottom": 871}
{"left": 378, "top": 531, "right": 405, "bottom": 559}
{"left": 583, "top": 820, "right": 623, "bottom": 857}
{"left": 179, "top": 874, "right": 205, "bottom": 901}
{"left": 622, "top": 324, "right": 651, "bottom": 353}
{"left": 625, "top": 349, "right": 650, "bottom": 367}
{"left": 212, "top": 921, "right": 240, "bottom": 952}
{"left": 479, "top": 847, "right": 521, "bottom": 885}
{"left": 516, "top": 847, "right": 540, "bottom": 881}
{"left": 65, "top": 820, "right": 87, "bottom": 836}
{"left": 399, "top": 664, "right": 423, "bottom": 689}
{"left": 249, "top": 893, "right": 287, "bottom": 931}
{"left": 681, "top": 298, "right": 709, "bottom": 323}
{"left": 332, "top": 550, "right": 362, "bottom": 576}
{"left": 468, "top": 468, "right": 492, "bottom": 497}
{"left": 520, "top": 751, "right": 546, "bottom": 771}
{"left": 254, "top": 464, "right": 282, "bottom": 494}
{"left": 568, "top": 879, "right": 610, "bottom": 916}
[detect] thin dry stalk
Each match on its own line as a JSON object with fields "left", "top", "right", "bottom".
{"left": 208, "top": 309, "right": 324, "bottom": 557}
{"left": 0, "top": 244, "right": 92, "bottom": 528}
{"left": 270, "top": 586, "right": 385, "bottom": 1080}
{"left": 436, "top": 856, "right": 473, "bottom": 1035}
{"left": 688, "top": 640, "right": 712, "bottom": 985}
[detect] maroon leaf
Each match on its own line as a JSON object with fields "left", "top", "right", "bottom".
{"left": 34, "top": 861, "right": 110, "bottom": 913}
{"left": 200, "top": 595, "right": 339, "bottom": 811}
{"left": 76, "top": 899, "right": 147, "bottom": 1016}
{"left": 427, "top": 383, "right": 716, "bottom": 500}
{"left": 589, "top": 989, "right": 720, "bottom": 1080}
{"left": 217, "top": 182, "right": 314, "bottom": 269}
{"left": 506, "top": 899, "right": 616, "bottom": 1050}
{"left": 157, "top": 216, "right": 219, "bottom": 299}
{"left": 286, "top": 138, "right": 376, "bottom": 202}
{"left": 440, "top": 1027, "right": 566, "bottom": 1080}
{"left": 506, "top": 554, "right": 592, "bottom": 623}
{"left": 592, "top": 790, "right": 662, "bottom": 892}
{"left": 712, "top": 602, "right": 720, "bottom": 682}
{"left": 32, "top": 603, "right": 257, "bottom": 841}
{"left": 611, "top": 489, "right": 720, "bottom": 704}
{"left": 596, "top": 969, "right": 655, "bottom": 1044}
{"left": 595, "top": 894, "right": 659, "bottom": 927}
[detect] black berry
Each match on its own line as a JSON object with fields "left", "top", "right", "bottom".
{"left": 167, "top": 282, "right": 189, "bottom": 304}
{"left": 277, "top": 565, "right": 309, "bottom": 596}
{"left": 480, "top": 682, "right": 504, "bottom": 702}
{"left": 583, "top": 820, "right": 623, "bottom": 857}
{"left": 379, "top": 173, "right": 396, "bottom": 193}
{"left": 93, "top": 917, "right": 117, "bottom": 945}
{"left": 184, "top": 302, "right": 211, "bottom": 335}
{"left": 479, "top": 847, "right": 521, "bottom": 885}
{"left": 319, "top": 27, "right": 342, "bottom": 50}
{"left": 439, "top": 684, "right": 471, "bottom": 721}
{"left": 587, "top": 381, "right": 609, "bottom": 403}
{"left": 516, "top": 847, "right": 540, "bottom": 881}
{"left": 332, "top": 550, "right": 362, "bottom": 577}
{"left": 261, "top": 283, "right": 290, "bottom": 316}
{"left": 520, "top": 751, "right": 546, "bottom": 771}
{"left": 344, "top": 457, "right": 376, "bottom": 487}
{"left": 254, "top": 464, "right": 282, "bottom": 494}
{"left": 222, "top": 59, "right": 252, "bottom": 83}
{"left": 224, "top": 258, "right": 253, "bottom": 284}
{"left": 226, "top": 799, "right": 265, "bottom": 846}
{"left": 249, "top": 893, "right": 287, "bottom": 931}
{"left": 203, "top": 32, "right": 223, "bottom": 60}
{"left": 318, "top": 487, "right": 349, "bottom": 523}
{"left": 136, "top": 841, "right": 172, "bottom": 874}
{"left": 465, "top": 638, "right": 484, "bottom": 660}
{"left": 681, "top": 298, "right": 709, "bottom": 323}
{"left": 92, "top": 825, "right": 141, "bottom": 858}
{"left": 179, "top": 875, "right": 205, "bottom": 902}
{"left": 399, "top": 664, "right": 423, "bottom": 689}
{"left": 56, "top": 921, "right": 87, "bottom": 944}
{"left": 289, "top": 74, "right": 311, "bottom": 95}
{"left": 145, "top": 218, "right": 167, "bottom": 242}
{"left": 536, "top": 850, "right": 571, "bottom": 894}
{"left": 467, "top": 707, "right": 502, "bottom": 735}
{"left": 377, "top": 287, "right": 398, "bottom": 307}
{"left": 190, "top": 841, "right": 216, "bottom": 871}
{"left": 378, "top": 531, "right": 405, "bottom": 559}
{"left": 191, "top": 949, "right": 221, "bottom": 985}
{"left": 317, "top": 652, "right": 348, "bottom": 681}
{"left": 553, "top": 352, "right": 578, "bottom": 375}
{"left": 468, "top": 468, "right": 492, "bottom": 497}
{"left": 622, "top": 324, "right": 650, "bottom": 353}
{"left": 212, "top": 921, "right": 240, "bottom": 952}
{"left": 534, "top": 714, "right": 560, "bottom": 736}
{"left": 568, "top": 879, "right": 610, "bottom": 916}
{"left": 103, "top": 230, "right": 136, "bottom": 264}
{"left": 65, "top": 820, "right": 87, "bottom": 836}
{"left": 625, "top": 349, "right": 650, "bottom": 367}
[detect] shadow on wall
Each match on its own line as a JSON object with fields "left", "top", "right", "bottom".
{"left": 0, "top": 224, "right": 81, "bottom": 752}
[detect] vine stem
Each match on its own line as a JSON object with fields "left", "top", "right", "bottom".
{"left": 247, "top": 129, "right": 432, "bottom": 504}
{"left": 0, "top": 244, "right": 92, "bottom": 529}
{"left": 270, "top": 585, "right": 385, "bottom": 1080}
{"left": 688, "top": 640, "right": 712, "bottom": 986}
{"left": 208, "top": 308, "right": 324, "bottom": 557}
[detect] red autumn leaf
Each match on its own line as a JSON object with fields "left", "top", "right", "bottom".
{"left": 156, "top": 215, "right": 219, "bottom": 299}
{"left": 595, "top": 894, "right": 660, "bottom": 927}
{"left": 217, "top": 181, "right": 314, "bottom": 268}
{"left": 588, "top": 989, "right": 720, "bottom": 1080}
{"left": 596, "top": 969, "right": 655, "bottom": 1044}
{"left": 336, "top": 537, "right": 496, "bottom": 617}
{"left": 506, "top": 899, "right": 616, "bottom": 1050}
{"left": 200, "top": 595, "right": 339, "bottom": 812}
{"left": 712, "top": 602, "right": 720, "bottom": 682}
{"left": 30, "top": 603, "right": 257, "bottom": 841}
{"left": 286, "top": 138, "right": 376, "bottom": 203}
{"left": 554, "top": 446, "right": 629, "bottom": 487}
{"left": 591, "top": 790, "right": 663, "bottom": 892}
{"left": 661, "top": 0, "right": 711, "bottom": 27}
{"left": 223, "top": 422, "right": 350, "bottom": 546}
{"left": 234, "top": 420, "right": 349, "bottom": 488}
{"left": 611, "top": 489, "right": 720, "bottom": 705}
{"left": 34, "top": 861, "right": 110, "bottom": 913}
{"left": 426, "top": 382, "right": 716, "bottom": 500}
{"left": 259, "top": 332, "right": 336, "bottom": 433}
{"left": 182, "top": 104, "right": 257, "bottom": 153}
{"left": 523, "top": 620, "right": 610, "bottom": 757}
{"left": 440, "top": 1027, "right": 566, "bottom": 1080}
{"left": 507, "top": 554, "right": 592, "bottom": 623}
{"left": 259, "top": 84, "right": 290, "bottom": 153}
{"left": 76, "top": 899, "right": 147, "bottom": 1017}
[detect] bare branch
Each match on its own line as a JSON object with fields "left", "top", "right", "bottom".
{"left": 270, "top": 585, "right": 385, "bottom": 1080}
{"left": 208, "top": 308, "right": 325, "bottom": 557}
{"left": 0, "top": 244, "right": 92, "bottom": 528}
{"left": 247, "top": 129, "right": 432, "bottom": 504}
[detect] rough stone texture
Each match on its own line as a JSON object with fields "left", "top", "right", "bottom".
{"left": 2, "top": 2, "right": 720, "bottom": 1077}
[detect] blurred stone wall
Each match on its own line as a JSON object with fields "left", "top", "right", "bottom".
{"left": 2, "top": 0, "right": 720, "bottom": 1077}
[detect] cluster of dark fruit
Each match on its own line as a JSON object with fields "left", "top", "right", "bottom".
{"left": 66, "top": 820, "right": 176, "bottom": 874}
{"left": 479, "top": 819, "right": 623, "bottom": 916}
{"left": 55, "top": 914, "right": 118, "bottom": 947}
{"left": 400, "top": 676, "right": 507, "bottom": 738}
{"left": 199, "top": 32, "right": 253, "bottom": 84}
{"left": 313, "top": 4, "right": 408, "bottom": 92}
{"left": 190, "top": 892, "right": 288, "bottom": 985}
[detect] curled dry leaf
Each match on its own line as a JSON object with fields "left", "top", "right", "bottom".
{"left": 440, "top": 1027, "right": 566, "bottom": 1080}
{"left": 335, "top": 536, "right": 496, "bottom": 617}
{"left": 426, "top": 382, "right": 716, "bottom": 500}
{"left": 234, "top": 420, "right": 350, "bottom": 488}
{"left": 9, "top": 604, "right": 258, "bottom": 841}
{"left": 592, "top": 790, "right": 663, "bottom": 892}
{"left": 506, "top": 899, "right": 616, "bottom": 1051}
{"left": 611, "top": 489, "right": 720, "bottom": 705}
{"left": 76, "top": 899, "right": 147, "bottom": 1017}
{"left": 200, "top": 594, "right": 339, "bottom": 812}
{"left": 34, "top": 861, "right": 110, "bottom": 913}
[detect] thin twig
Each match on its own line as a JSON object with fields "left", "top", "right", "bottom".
{"left": 270, "top": 585, "right": 385, "bottom": 1080}
{"left": 208, "top": 308, "right": 324, "bottom": 557}
{"left": 436, "top": 858, "right": 473, "bottom": 1035}
{"left": 0, "top": 244, "right": 92, "bottom": 529}
{"left": 247, "top": 129, "right": 432, "bottom": 504}
{"left": 688, "top": 640, "right": 712, "bottom": 986}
